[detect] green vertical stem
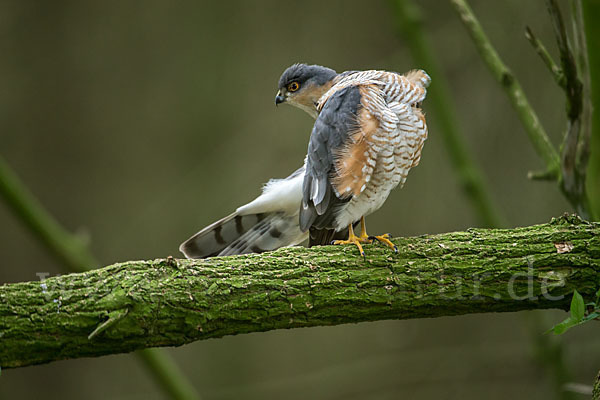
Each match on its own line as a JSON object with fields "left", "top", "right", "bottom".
{"left": 450, "top": 0, "right": 561, "bottom": 177}
{"left": 447, "top": 0, "right": 590, "bottom": 397}
{"left": 391, "top": 0, "right": 507, "bottom": 228}
{"left": 570, "top": 0, "right": 592, "bottom": 193}
{"left": 0, "top": 158, "right": 96, "bottom": 273}
{"left": 546, "top": 0, "right": 591, "bottom": 220}
{"left": 582, "top": 0, "right": 600, "bottom": 220}
{"left": 138, "top": 349, "right": 202, "bottom": 400}
{"left": 526, "top": 313, "right": 576, "bottom": 400}
{"left": 0, "top": 156, "right": 201, "bottom": 400}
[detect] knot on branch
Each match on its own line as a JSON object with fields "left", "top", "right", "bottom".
{"left": 550, "top": 213, "right": 587, "bottom": 226}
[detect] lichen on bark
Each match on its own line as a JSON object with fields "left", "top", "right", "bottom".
{"left": 0, "top": 216, "right": 598, "bottom": 369}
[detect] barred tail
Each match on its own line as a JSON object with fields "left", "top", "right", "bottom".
{"left": 180, "top": 165, "right": 307, "bottom": 258}
{"left": 179, "top": 212, "right": 307, "bottom": 259}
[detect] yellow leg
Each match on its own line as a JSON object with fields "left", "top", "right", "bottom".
{"left": 360, "top": 217, "right": 398, "bottom": 253}
{"left": 331, "top": 217, "right": 398, "bottom": 257}
{"left": 331, "top": 219, "right": 371, "bottom": 257}
{"left": 358, "top": 216, "right": 370, "bottom": 241}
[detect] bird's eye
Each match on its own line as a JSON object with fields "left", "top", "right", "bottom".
{"left": 287, "top": 82, "right": 300, "bottom": 92}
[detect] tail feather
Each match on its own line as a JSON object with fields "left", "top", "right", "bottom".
{"left": 220, "top": 218, "right": 271, "bottom": 256}
{"left": 180, "top": 165, "right": 309, "bottom": 259}
{"left": 308, "top": 228, "right": 337, "bottom": 247}
{"left": 179, "top": 212, "right": 263, "bottom": 258}
{"left": 179, "top": 212, "right": 307, "bottom": 259}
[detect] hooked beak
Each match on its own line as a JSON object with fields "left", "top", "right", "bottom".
{"left": 275, "top": 90, "right": 286, "bottom": 106}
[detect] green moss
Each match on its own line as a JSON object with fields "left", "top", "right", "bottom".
{"left": 0, "top": 219, "right": 599, "bottom": 369}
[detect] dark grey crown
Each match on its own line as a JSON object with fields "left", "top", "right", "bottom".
{"left": 278, "top": 64, "right": 337, "bottom": 89}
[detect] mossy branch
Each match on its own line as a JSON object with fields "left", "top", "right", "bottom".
{"left": 0, "top": 156, "right": 201, "bottom": 400}
{"left": 1, "top": 216, "right": 598, "bottom": 369}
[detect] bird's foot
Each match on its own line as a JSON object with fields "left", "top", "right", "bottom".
{"left": 331, "top": 233, "right": 372, "bottom": 258}
{"left": 369, "top": 233, "right": 398, "bottom": 253}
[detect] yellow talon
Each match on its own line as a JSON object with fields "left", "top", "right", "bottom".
{"left": 369, "top": 233, "right": 398, "bottom": 253}
{"left": 330, "top": 217, "right": 398, "bottom": 257}
{"left": 331, "top": 224, "right": 371, "bottom": 257}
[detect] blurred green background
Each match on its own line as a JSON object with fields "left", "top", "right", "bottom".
{"left": 0, "top": 0, "right": 597, "bottom": 399}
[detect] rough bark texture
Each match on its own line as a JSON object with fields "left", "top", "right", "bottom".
{"left": 1, "top": 216, "right": 598, "bottom": 369}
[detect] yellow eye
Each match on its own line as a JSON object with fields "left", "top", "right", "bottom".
{"left": 288, "top": 82, "right": 300, "bottom": 92}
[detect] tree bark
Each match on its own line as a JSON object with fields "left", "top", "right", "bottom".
{"left": 1, "top": 215, "right": 598, "bottom": 369}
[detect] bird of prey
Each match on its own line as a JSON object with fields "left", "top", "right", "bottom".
{"left": 180, "top": 64, "right": 430, "bottom": 259}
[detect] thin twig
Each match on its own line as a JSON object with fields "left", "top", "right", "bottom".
{"left": 449, "top": 0, "right": 595, "bottom": 219}
{"left": 449, "top": 0, "right": 560, "bottom": 178}
{"left": 546, "top": 0, "right": 582, "bottom": 119}
{"left": 446, "top": 3, "right": 583, "bottom": 398}
{"left": 524, "top": 26, "right": 566, "bottom": 88}
{"left": 528, "top": 168, "right": 559, "bottom": 181}
{"left": 88, "top": 308, "right": 129, "bottom": 340}
{"left": 570, "top": 0, "right": 593, "bottom": 202}
{"left": 546, "top": 0, "right": 590, "bottom": 219}
{"left": 138, "top": 349, "right": 204, "bottom": 400}
{"left": 391, "top": 0, "right": 507, "bottom": 228}
{"left": 0, "top": 156, "right": 201, "bottom": 400}
{"left": 547, "top": 0, "right": 581, "bottom": 162}
{"left": 580, "top": 1, "right": 600, "bottom": 221}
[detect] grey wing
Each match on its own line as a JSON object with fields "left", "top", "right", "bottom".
{"left": 299, "top": 85, "right": 362, "bottom": 232}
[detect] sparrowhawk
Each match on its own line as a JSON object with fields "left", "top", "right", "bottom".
{"left": 180, "top": 63, "right": 430, "bottom": 258}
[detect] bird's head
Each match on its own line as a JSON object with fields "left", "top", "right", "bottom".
{"left": 275, "top": 63, "right": 337, "bottom": 118}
